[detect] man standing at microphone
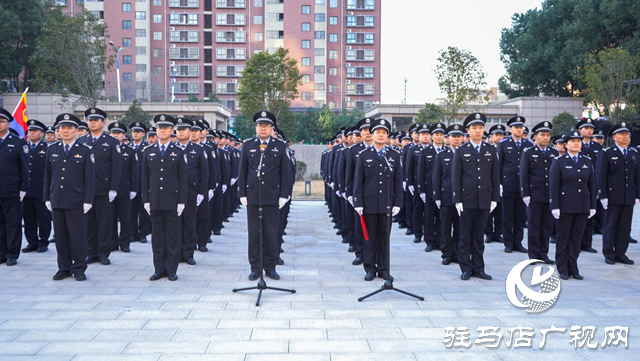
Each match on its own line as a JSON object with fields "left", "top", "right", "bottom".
{"left": 238, "top": 111, "right": 291, "bottom": 281}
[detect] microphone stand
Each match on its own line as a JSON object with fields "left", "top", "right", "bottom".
{"left": 233, "top": 144, "right": 295, "bottom": 306}
{"left": 359, "top": 150, "right": 424, "bottom": 302}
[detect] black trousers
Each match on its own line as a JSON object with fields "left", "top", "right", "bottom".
{"left": 87, "top": 195, "right": 114, "bottom": 259}
{"left": 502, "top": 191, "right": 526, "bottom": 248}
{"left": 404, "top": 190, "right": 413, "bottom": 231}
{"left": 23, "top": 196, "right": 51, "bottom": 248}
{"left": 363, "top": 213, "right": 389, "bottom": 274}
{"left": 424, "top": 198, "right": 441, "bottom": 247}
{"left": 247, "top": 205, "right": 280, "bottom": 273}
{"left": 151, "top": 209, "right": 181, "bottom": 275}
{"left": 196, "top": 197, "right": 210, "bottom": 248}
{"left": 556, "top": 212, "right": 588, "bottom": 276}
{"left": 131, "top": 194, "right": 151, "bottom": 239}
{"left": 334, "top": 194, "right": 343, "bottom": 229}
{"left": 278, "top": 201, "right": 288, "bottom": 247}
{"left": 223, "top": 187, "right": 230, "bottom": 219}
{"left": 341, "top": 196, "right": 350, "bottom": 237}
{"left": 412, "top": 194, "right": 424, "bottom": 239}
{"left": 111, "top": 197, "right": 132, "bottom": 250}
{"left": 353, "top": 208, "right": 365, "bottom": 259}
{"left": 181, "top": 200, "right": 198, "bottom": 259}
{"left": 0, "top": 197, "right": 22, "bottom": 260}
{"left": 527, "top": 202, "right": 553, "bottom": 260}
{"left": 594, "top": 201, "right": 604, "bottom": 232}
{"left": 53, "top": 208, "right": 87, "bottom": 274}
{"left": 344, "top": 200, "right": 355, "bottom": 246}
{"left": 440, "top": 205, "right": 459, "bottom": 260}
{"left": 581, "top": 216, "right": 594, "bottom": 249}
{"left": 602, "top": 204, "right": 633, "bottom": 260}
{"left": 484, "top": 202, "right": 501, "bottom": 239}
{"left": 210, "top": 187, "right": 224, "bottom": 233}
{"left": 458, "top": 208, "right": 489, "bottom": 274}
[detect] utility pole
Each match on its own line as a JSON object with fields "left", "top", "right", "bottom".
{"left": 403, "top": 77, "right": 408, "bottom": 105}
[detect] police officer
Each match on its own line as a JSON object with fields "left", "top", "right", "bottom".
{"left": 407, "top": 124, "right": 429, "bottom": 244}
{"left": 596, "top": 122, "right": 640, "bottom": 265}
{"left": 520, "top": 121, "right": 558, "bottom": 264}
{"left": 22, "top": 119, "right": 52, "bottom": 254}
{"left": 211, "top": 130, "right": 229, "bottom": 236}
{"left": 577, "top": 118, "right": 601, "bottom": 253}
{"left": 452, "top": 113, "right": 499, "bottom": 281}
{"left": 238, "top": 111, "right": 292, "bottom": 281}
{"left": 130, "top": 122, "right": 150, "bottom": 243}
{"left": 335, "top": 127, "right": 353, "bottom": 246}
{"left": 0, "top": 108, "right": 29, "bottom": 266}
{"left": 550, "top": 131, "right": 597, "bottom": 280}
{"left": 78, "top": 108, "right": 121, "bottom": 265}
{"left": 142, "top": 114, "right": 188, "bottom": 281}
{"left": 192, "top": 119, "right": 219, "bottom": 252}
{"left": 44, "top": 113, "right": 95, "bottom": 280}
{"left": 353, "top": 118, "right": 402, "bottom": 281}
{"left": 418, "top": 122, "right": 446, "bottom": 252}
{"left": 45, "top": 126, "right": 56, "bottom": 144}
{"left": 401, "top": 123, "right": 420, "bottom": 237}
{"left": 108, "top": 122, "right": 138, "bottom": 253}
{"left": 174, "top": 117, "right": 209, "bottom": 265}
{"left": 484, "top": 124, "right": 505, "bottom": 244}
{"left": 593, "top": 129, "right": 605, "bottom": 146}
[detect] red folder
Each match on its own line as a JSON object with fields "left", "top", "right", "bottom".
{"left": 360, "top": 215, "right": 369, "bottom": 241}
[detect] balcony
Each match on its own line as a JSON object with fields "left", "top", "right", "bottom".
{"left": 215, "top": 0, "right": 246, "bottom": 8}
{"left": 169, "top": 0, "right": 199, "bottom": 8}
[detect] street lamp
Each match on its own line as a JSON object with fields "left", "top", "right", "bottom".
{"left": 171, "top": 66, "right": 176, "bottom": 103}
{"left": 108, "top": 41, "right": 124, "bottom": 102}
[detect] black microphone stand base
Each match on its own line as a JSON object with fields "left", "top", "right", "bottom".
{"left": 358, "top": 279, "right": 424, "bottom": 302}
{"left": 233, "top": 278, "right": 296, "bottom": 307}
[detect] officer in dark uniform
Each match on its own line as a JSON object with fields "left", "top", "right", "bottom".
{"left": 142, "top": 114, "right": 188, "bottom": 281}
{"left": 238, "top": 111, "right": 292, "bottom": 281}
{"left": 401, "top": 123, "right": 420, "bottom": 236}
{"left": 22, "top": 119, "right": 52, "bottom": 254}
{"left": 335, "top": 127, "right": 353, "bottom": 246}
{"left": 520, "top": 121, "right": 558, "bottom": 264}
{"left": 45, "top": 126, "right": 56, "bottom": 144}
{"left": 174, "top": 117, "right": 209, "bottom": 265}
{"left": 577, "top": 118, "right": 602, "bottom": 253}
{"left": 550, "top": 131, "right": 597, "bottom": 280}
{"left": 433, "top": 124, "right": 464, "bottom": 265}
{"left": 78, "top": 108, "right": 122, "bottom": 265}
{"left": 596, "top": 122, "right": 640, "bottom": 265}
{"left": 108, "top": 122, "right": 138, "bottom": 253}
{"left": 0, "top": 108, "right": 29, "bottom": 266}
{"left": 193, "top": 119, "right": 218, "bottom": 251}
{"left": 353, "top": 118, "right": 402, "bottom": 281}
{"left": 497, "top": 116, "right": 532, "bottom": 253}
{"left": 147, "top": 126, "right": 158, "bottom": 145}
{"left": 417, "top": 123, "right": 446, "bottom": 252}
{"left": 211, "top": 130, "right": 229, "bottom": 236}
{"left": 44, "top": 113, "right": 95, "bottom": 280}
{"left": 484, "top": 124, "right": 505, "bottom": 244}
{"left": 406, "top": 124, "right": 428, "bottom": 244}
{"left": 452, "top": 113, "right": 499, "bottom": 281}
{"left": 130, "top": 122, "right": 150, "bottom": 243}
{"left": 396, "top": 131, "right": 411, "bottom": 229}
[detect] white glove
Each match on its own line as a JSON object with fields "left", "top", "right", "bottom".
{"left": 455, "top": 203, "right": 463, "bottom": 216}
{"left": 240, "top": 197, "right": 248, "bottom": 207}
{"left": 215, "top": 183, "right": 219, "bottom": 190}
{"left": 222, "top": 185, "right": 227, "bottom": 193}
{"left": 108, "top": 190, "right": 117, "bottom": 202}
{"left": 144, "top": 203, "right": 151, "bottom": 215}
{"left": 83, "top": 203, "right": 92, "bottom": 214}
{"left": 552, "top": 209, "right": 560, "bottom": 219}
{"left": 490, "top": 201, "right": 497, "bottom": 213}
{"left": 230, "top": 178, "right": 237, "bottom": 186}
{"left": 196, "top": 194, "right": 204, "bottom": 206}
{"left": 636, "top": 199, "right": 640, "bottom": 205}
{"left": 329, "top": 182, "right": 335, "bottom": 189}
{"left": 420, "top": 193, "right": 426, "bottom": 203}
{"left": 600, "top": 198, "right": 608, "bottom": 210}
{"left": 392, "top": 206, "right": 401, "bottom": 216}
{"left": 435, "top": 200, "right": 441, "bottom": 209}
{"left": 177, "top": 203, "right": 185, "bottom": 216}
{"left": 278, "top": 197, "right": 287, "bottom": 209}
{"left": 45, "top": 201, "right": 52, "bottom": 212}
{"left": 348, "top": 196, "right": 354, "bottom": 207}
{"left": 208, "top": 189, "right": 214, "bottom": 200}
{"left": 341, "top": 192, "right": 346, "bottom": 199}
{"left": 408, "top": 185, "right": 415, "bottom": 195}
{"left": 19, "top": 191, "right": 26, "bottom": 202}
{"left": 355, "top": 207, "right": 363, "bottom": 216}
{"left": 523, "top": 196, "right": 530, "bottom": 207}
{"left": 500, "top": 184, "right": 503, "bottom": 197}
{"left": 402, "top": 181, "right": 407, "bottom": 191}
{"left": 129, "top": 192, "right": 137, "bottom": 200}
{"left": 588, "top": 209, "right": 596, "bottom": 219}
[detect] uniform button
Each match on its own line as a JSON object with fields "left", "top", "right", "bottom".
{"left": 545, "top": 175, "right": 548, "bottom": 178}
{"left": 61, "top": 177, "right": 64, "bottom": 180}
{"left": 478, "top": 177, "right": 481, "bottom": 179}
{"left": 477, "top": 168, "right": 480, "bottom": 171}
{"left": 161, "top": 160, "right": 163, "bottom": 162}
{"left": 62, "top": 168, "right": 65, "bottom": 171}
{"left": 60, "top": 185, "right": 63, "bottom": 188}
{"left": 578, "top": 189, "right": 581, "bottom": 192}
{"left": 545, "top": 183, "right": 548, "bottom": 186}
{"left": 478, "top": 185, "right": 481, "bottom": 188}
{"left": 160, "top": 178, "right": 163, "bottom": 180}
{"left": 63, "top": 160, "right": 66, "bottom": 162}
{"left": 160, "top": 187, "right": 163, "bottom": 190}
{"left": 160, "top": 169, "right": 163, "bottom": 171}
{"left": 578, "top": 179, "right": 581, "bottom": 182}
{"left": 379, "top": 173, "right": 382, "bottom": 175}
{"left": 380, "top": 190, "right": 382, "bottom": 193}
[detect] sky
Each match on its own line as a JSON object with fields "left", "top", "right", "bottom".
{"left": 380, "top": 0, "right": 544, "bottom": 104}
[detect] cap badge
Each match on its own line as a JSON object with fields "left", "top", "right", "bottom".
{"left": 160, "top": 115, "right": 165, "bottom": 121}
{"left": 381, "top": 120, "right": 385, "bottom": 125}
{"left": 544, "top": 122, "right": 548, "bottom": 126}
{"left": 517, "top": 117, "right": 521, "bottom": 122}
{"left": 475, "top": 114, "right": 481, "bottom": 119}
{"left": 64, "top": 114, "right": 69, "bottom": 120}
{"left": 261, "top": 111, "right": 267, "bottom": 117}
{"left": 91, "top": 109, "right": 96, "bottom": 114}
{"left": 622, "top": 122, "right": 626, "bottom": 127}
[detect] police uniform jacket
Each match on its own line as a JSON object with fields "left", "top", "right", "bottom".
{"left": 218, "top": 147, "right": 231, "bottom": 187}
{"left": 43, "top": 142, "right": 95, "bottom": 209}
{"left": 26, "top": 141, "right": 48, "bottom": 198}
{"left": 181, "top": 142, "right": 209, "bottom": 201}
{"left": 0, "top": 132, "right": 29, "bottom": 198}
{"left": 417, "top": 144, "right": 440, "bottom": 199}
{"left": 432, "top": 147, "right": 455, "bottom": 207}
{"left": 353, "top": 147, "right": 403, "bottom": 214}
{"left": 336, "top": 146, "right": 349, "bottom": 194}
{"left": 131, "top": 140, "right": 148, "bottom": 193}
{"left": 580, "top": 140, "right": 602, "bottom": 166}
{"left": 549, "top": 154, "right": 596, "bottom": 214}
{"left": 405, "top": 143, "right": 422, "bottom": 187}
{"left": 238, "top": 137, "right": 292, "bottom": 206}
{"left": 141, "top": 142, "right": 188, "bottom": 210}
{"left": 497, "top": 137, "right": 533, "bottom": 192}
{"left": 115, "top": 143, "right": 138, "bottom": 198}
{"left": 78, "top": 132, "right": 121, "bottom": 196}
{"left": 452, "top": 141, "right": 500, "bottom": 209}
{"left": 345, "top": 142, "right": 367, "bottom": 199}
{"left": 202, "top": 142, "right": 220, "bottom": 191}
{"left": 596, "top": 146, "right": 640, "bottom": 206}
{"left": 519, "top": 146, "right": 558, "bottom": 202}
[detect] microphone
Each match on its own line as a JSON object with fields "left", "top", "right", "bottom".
{"left": 382, "top": 148, "right": 393, "bottom": 172}
{"left": 257, "top": 142, "right": 266, "bottom": 176}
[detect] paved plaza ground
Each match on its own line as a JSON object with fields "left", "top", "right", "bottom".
{"left": 0, "top": 201, "right": 639, "bottom": 360}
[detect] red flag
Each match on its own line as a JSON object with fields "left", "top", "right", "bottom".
{"left": 11, "top": 89, "right": 29, "bottom": 138}
{"left": 360, "top": 214, "right": 369, "bottom": 241}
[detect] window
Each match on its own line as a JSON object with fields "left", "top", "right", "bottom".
{"left": 346, "top": 49, "right": 375, "bottom": 61}
{"left": 254, "top": 32, "right": 262, "bottom": 41}
{"left": 169, "top": 31, "right": 199, "bottom": 42}
{"left": 153, "top": 0, "right": 161, "bottom": 5}
{"left": 123, "top": 38, "right": 132, "bottom": 47}
{"left": 346, "top": 66, "right": 374, "bottom": 78}
{"left": 329, "top": 33, "right": 337, "bottom": 42}
{"left": 301, "top": 57, "right": 310, "bottom": 66}
{"left": 329, "top": 0, "right": 337, "bottom": 7}
{"left": 314, "top": 100, "right": 325, "bottom": 108}
{"left": 301, "top": 5, "right": 311, "bottom": 14}
{"left": 175, "top": 65, "right": 200, "bottom": 76}
{"left": 122, "top": 20, "right": 132, "bottom": 30}
{"left": 135, "top": 11, "right": 146, "bottom": 20}
{"left": 329, "top": 50, "right": 337, "bottom": 59}
{"left": 302, "top": 23, "right": 311, "bottom": 32}
{"left": 347, "top": 15, "right": 374, "bottom": 27}
{"left": 254, "top": 0, "right": 262, "bottom": 6}
{"left": 329, "top": 16, "right": 338, "bottom": 25}
{"left": 123, "top": 2, "right": 132, "bottom": 11}
{"left": 329, "top": 84, "right": 338, "bottom": 93}
{"left": 315, "top": 0, "right": 325, "bottom": 4}
{"left": 314, "top": 31, "right": 325, "bottom": 39}
{"left": 301, "top": 75, "right": 311, "bottom": 83}
{"left": 136, "top": 64, "right": 147, "bottom": 72}
{"left": 314, "top": 83, "right": 325, "bottom": 91}
{"left": 347, "top": 0, "right": 374, "bottom": 10}
{"left": 123, "top": 55, "right": 132, "bottom": 64}
{"left": 136, "top": 29, "right": 146, "bottom": 37}
{"left": 153, "top": 48, "right": 162, "bottom": 57}
{"left": 301, "top": 92, "right": 311, "bottom": 101}
{"left": 216, "top": 65, "right": 244, "bottom": 76}
{"left": 123, "top": 73, "right": 132, "bottom": 82}
{"left": 254, "top": 15, "right": 262, "bottom": 24}
{"left": 329, "top": 67, "right": 337, "bottom": 76}
{"left": 153, "top": 32, "right": 162, "bottom": 40}
{"left": 172, "top": 13, "right": 199, "bottom": 25}
{"left": 346, "top": 32, "right": 374, "bottom": 44}
{"left": 216, "top": 82, "right": 235, "bottom": 94}
{"left": 314, "top": 65, "right": 325, "bottom": 74}
{"left": 216, "top": 48, "right": 246, "bottom": 59}
{"left": 314, "top": 13, "right": 325, "bottom": 22}
{"left": 301, "top": 40, "right": 311, "bottom": 49}
{"left": 169, "top": 0, "right": 199, "bottom": 6}
{"left": 314, "top": 48, "right": 325, "bottom": 56}
{"left": 153, "top": 66, "right": 162, "bottom": 75}
{"left": 136, "top": 46, "right": 146, "bottom": 55}
{"left": 153, "top": 14, "right": 162, "bottom": 23}
{"left": 346, "top": 83, "right": 375, "bottom": 95}
{"left": 169, "top": 47, "right": 199, "bottom": 59}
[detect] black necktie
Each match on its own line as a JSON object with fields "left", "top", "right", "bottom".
{"left": 64, "top": 144, "right": 69, "bottom": 156}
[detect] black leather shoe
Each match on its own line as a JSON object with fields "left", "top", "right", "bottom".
{"left": 616, "top": 257, "right": 635, "bottom": 265}
{"left": 550, "top": 237, "right": 556, "bottom": 244}
{"left": 6, "top": 259, "right": 17, "bottom": 266}
{"left": 352, "top": 257, "right": 363, "bottom": 265}
{"left": 460, "top": 272, "right": 470, "bottom": 280}
{"left": 149, "top": 273, "right": 166, "bottom": 281}
{"left": 630, "top": 237, "right": 638, "bottom": 244}
{"left": 559, "top": 274, "right": 569, "bottom": 280}
{"left": 377, "top": 272, "right": 393, "bottom": 281}
{"left": 341, "top": 237, "right": 349, "bottom": 244}
{"left": 280, "top": 247, "right": 284, "bottom": 253}
{"left": 605, "top": 258, "right": 616, "bottom": 265}
{"left": 514, "top": 246, "right": 528, "bottom": 253}
{"left": 336, "top": 230, "right": 342, "bottom": 235}
{"left": 282, "top": 231, "right": 287, "bottom": 236}
{"left": 248, "top": 272, "right": 260, "bottom": 281}
{"left": 582, "top": 247, "right": 597, "bottom": 253}
{"left": 543, "top": 257, "right": 556, "bottom": 265}
{"left": 424, "top": 245, "right": 434, "bottom": 252}
{"left": 333, "top": 225, "right": 339, "bottom": 229}
{"left": 266, "top": 271, "right": 280, "bottom": 280}
{"left": 213, "top": 231, "right": 221, "bottom": 236}
{"left": 471, "top": 272, "right": 492, "bottom": 280}
{"left": 37, "top": 246, "right": 48, "bottom": 253}
{"left": 85, "top": 256, "right": 98, "bottom": 264}
{"left": 223, "top": 218, "right": 229, "bottom": 222}
{"left": 405, "top": 230, "right": 414, "bottom": 235}
{"left": 277, "top": 258, "right": 285, "bottom": 266}
{"left": 413, "top": 237, "right": 422, "bottom": 243}
{"left": 364, "top": 272, "right": 375, "bottom": 281}
{"left": 100, "top": 257, "right": 111, "bottom": 265}
{"left": 571, "top": 274, "right": 583, "bottom": 280}
{"left": 504, "top": 246, "right": 513, "bottom": 253}
{"left": 22, "top": 245, "right": 38, "bottom": 253}
{"left": 442, "top": 257, "right": 451, "bottom": 265}
{"left": 74, "top": 273, "right": 87, "bottom": 281}
{"left": 497, "top": 236, "right": 504, "bottom": 243}
{"left": 199, "top": 246, "right": 208, "bottom": 252}
{"left": 120, "top": 246, "right": 131, "bottom": 253}
{"left": 168, "top": 274, "right": 178, "bottom": 281}
{"left": 484, "top": 236, "right": 494, "bottom": 244}
{"left": 398, "top": 224, "right": 407, "bottom": 229}
{"left": 185, "top": 257, "right": 196, "bottom": 265}
{"left": 53, "top": 271, "right": 73, "bottom": 281}
{"left": 348, "top": 246, "right": 355, "bottom": 253}
{"left": 139, "top": 236, "right": 148, "bottom": 244}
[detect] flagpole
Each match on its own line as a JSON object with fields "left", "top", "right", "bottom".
{"left": 11, "top": 87, "right": 29, "bottom": 117}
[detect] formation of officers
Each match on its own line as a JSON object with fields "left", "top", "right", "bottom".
{"left": 0, "top": 106, "right": 297, "bottom": 282}
{"left": 322, "top": 113, "right": 640, "bottom": 281}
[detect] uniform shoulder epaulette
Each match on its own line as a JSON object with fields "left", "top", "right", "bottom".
{"left": 631, "top": 147, "right": 638, "bottom": 153}
{"left": 80, "top": 143, "right": 92, "bottom": 149}
{"left": 500, "top": 138, "right": 510, "bottom": 143}
{"left": 79, "top": 134, "right": 91, "bottom": 139}
{"left": 143, "top": 144, "right": 155, "bottom": 151}
{"left": 388, "top": 147, "right": 399, "bottom": 154}
{"left": 357, "top": 148, "right": 369, "bottom": 156}
{"left": 580, "top": 154, "right": 591, "bottom": 160}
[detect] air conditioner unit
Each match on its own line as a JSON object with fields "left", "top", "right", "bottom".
{"left": 345, "top": 97, "right": 351, "bottom": 101}
{"left": 232, "top": 79, "right": 238, "bottom": 83}
{"left": 346, "top": 63, "right": 351, "bottom": 67}
{"left": 169, "top": 27, "right": 175, "bottom": 31}
{"left": 169, "top": 61, "right": 176, "bottom": 66}
{"left": 170, "top": 44, "right": 177, "bottom": 48}
{"left": 346, "top": 29, "right": 351, "bottom": 33}
{"left": 346, "top": 80, "right": 351, "bottom": 84}
{"left": 346, "top": 46, "right": 352, "bottom": 50}
{"left": 237, "top": 28, "right": 244, "bottom": 32}
{"left": 348, "top": 12, "right": 354, "bottom": 15}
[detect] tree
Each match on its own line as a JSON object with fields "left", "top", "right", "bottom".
{"left": 434, "top": 46, "right": 487, "bottom": 125}
{"left": 30, "top": 9, "right": 114, "bottom": 108}
{"left": 188, "top": 94, "right": 200, "bottom": 102}
{"left": 415, "top": 103, "right": 444, "bottom": 124}
{"left": 551, "top": 112, "right": 577, "bottom": 136}
{"left": 206, "top": 92, "right": 221, "bottom": 103}
{"left": 582, "top": 48, "right": 640, "bottom": 122}
{"left": 121, "top": 100, "right": 151, "bottom": 130}
{"left": 231, "top": 113, "right": 254, "bottom": 140}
